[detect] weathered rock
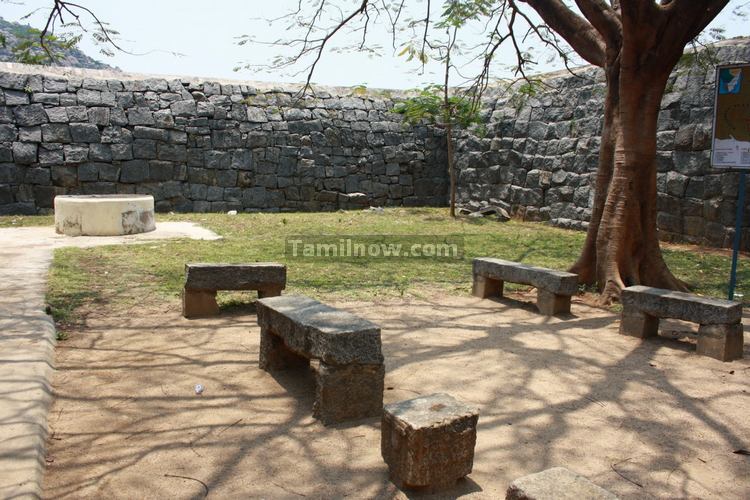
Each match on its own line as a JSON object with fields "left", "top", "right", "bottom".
{"left": 506, "top": 467, "right": 618, "bottom": 500}
{"left": 256, "top": 294, "right": 384, "bottom": 425}
{"left": 312, "top": 361, "right": 385, "bottom": 425}
{"left": 256, "top": 295, "right": 383, "bottom": 365}
{"left": 69, "top": 123, "right": 101, "bottom": 143}
{"left": 41, "top": 123, "right": 72, "bottom": 143}
{"left": 15, "top": 105, "right": 49, "bottom": 127}
{"left": 12, "top": 142, "right": 37, "bottom": 164}
{"left": 620, "top": 285, "right": 744, "bottom": 361}
{"left": 473, "top": 258, "right": 578, "bottom": 296}
{"left": 382, "top": 393, "right": 479, "bottom": 490}
{"left": 184, "top": 262, "right": 286, "bottom": 292}
{"left": 621, "top": 286, "right": 742, "bottom": 325}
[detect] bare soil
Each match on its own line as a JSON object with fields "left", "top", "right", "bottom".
{"left": 43, "top": 293, "right": 750, "bottom": 499}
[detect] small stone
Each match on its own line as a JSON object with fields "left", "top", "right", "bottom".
{"left": 4, "top": 89, "right": 30, "bottom": 106}
{"left": 41, "top": 123, "right": 72, "bottom": 143}
{"left": 14, "top": 104, "right": 48, "bottom": 127}
{"left": 12, "top": 142, "right": 38, "bottom": 164}
{"left": 70, "top": 123, "right": 101, "bottom": 143}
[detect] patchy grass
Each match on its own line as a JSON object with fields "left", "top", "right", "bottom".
{"left": 0, "top": 214, "right": 54, "bottom": 227}
{"left": 41, "top": 208, "right": 748, "bottom": 329}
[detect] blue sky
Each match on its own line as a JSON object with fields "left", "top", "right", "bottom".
{"left": 2, "top": 0, "right": 747, "bottom": 88}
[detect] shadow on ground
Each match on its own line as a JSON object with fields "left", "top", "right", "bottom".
{"left": 42, "top": 295, "right": 750, "bottom": 499}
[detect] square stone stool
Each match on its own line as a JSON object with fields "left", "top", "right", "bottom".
{"left": 381, "top": 393, "right": 479, "bottom": 491}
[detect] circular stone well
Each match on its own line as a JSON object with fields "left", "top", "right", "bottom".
{"left": 54, "top": 195, "right": 156, "bottom": 236}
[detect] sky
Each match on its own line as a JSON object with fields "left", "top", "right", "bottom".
{"left": 1, "top": 0, "right": 748, "bottom": 89}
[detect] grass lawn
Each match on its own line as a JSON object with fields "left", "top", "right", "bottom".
{"left": 1, "top": 208, "right": 746, "bottom": 329}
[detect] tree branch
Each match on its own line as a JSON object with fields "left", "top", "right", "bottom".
{"left": 663, "top": 0, "right": 731, "bottom": 45}
{"left": 519, "top": 0, "right": 607, "bottom": 67}
{"left": 574, "top": 0, "right": 622, "bottom": 48}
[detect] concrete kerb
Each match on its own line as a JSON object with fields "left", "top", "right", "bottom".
{"left": 0, "top": 222, "right": 220, "bottom": 499}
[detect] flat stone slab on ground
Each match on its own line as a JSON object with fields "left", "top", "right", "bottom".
{"left": 506, "top": 467, "right": 618, "bottom": 500}
{"left": 256, "top": 295, "right": 383, "bottom": 365}
{"left": 382, "top": 393, "right": 479, "bottom": 491}
{"left": 621, "top": 285, "right": 742, "bottom": 325}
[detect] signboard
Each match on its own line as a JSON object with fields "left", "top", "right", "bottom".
{"left": 712, "top": 64, "right": 750, "bottom": 168}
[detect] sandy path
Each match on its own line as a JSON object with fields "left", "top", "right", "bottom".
{"left": 42, "top": 295, "right": 750, "bottom": 499}
{"left": 0, "top": 223, "right": 219, "bottom": 499}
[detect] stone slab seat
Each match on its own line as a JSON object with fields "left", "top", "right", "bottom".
{"left": 506, "top": 467, "right": 619, "bottom": 500}
{"left": 182, "top": 262, "right": 286, "bottom": 318}
{"left": 620, "top": 285, "right": 744, "bottom": 361}
{"left": 472, "top": 257, "right": 578, "bottom": 315}
{"left": 256, "top": 295, "right": 385, "bottom": 425}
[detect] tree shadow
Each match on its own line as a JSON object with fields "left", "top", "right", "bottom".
{"left": 41, "top": 295, "right": 750, "bottom": 499}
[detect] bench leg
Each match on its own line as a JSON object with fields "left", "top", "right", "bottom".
{"left": 619, "top": 307, "right": 659, "bottom": 338}
{"left": 258, "top": 286, "right": 283, "bottom": 299}
{"left": 259, "top": 327, "right": 309, "bottom": 371}
{"left": 697, "top": 323, "right": 744, "bottom": 361}
{"left": 536, "top": 289, "right": 571, "bottom": 315}
{"left": 472, "top": 274, "right": 503, "bottom": 299}
{"left": 182, "top": 288, "right": 219, "bottom": 318}
{"left": 312, "top": 361, "right": 384, "bottom": 425}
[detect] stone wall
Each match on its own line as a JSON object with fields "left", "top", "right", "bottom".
{"left": 0, "top": 64, "right": 447, "bottom": 214}
{"left": 455, "top": 37, "right": 750, "bottom": 249}
{"left": 2, "top": 37, "right": 750, "bottom": 250}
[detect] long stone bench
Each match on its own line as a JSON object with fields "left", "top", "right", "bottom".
{"left": 182, "top": 262, "right": 286, "bottom": 318}
{"left": 472, "top": 258, "right": 579, "bottom": 315}
{"left": 620, "top": 285, "right": 744, "bottom": 361}
{"left": 255, "top": 295, "right": 385, "bottom": 425}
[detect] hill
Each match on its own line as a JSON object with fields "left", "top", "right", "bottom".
{"left": 0, "top": 17, "right": 115, "bottom": 70}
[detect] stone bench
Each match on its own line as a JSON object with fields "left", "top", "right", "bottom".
{"left": 620, "top": 285, "right": 744, "bottom": 361}
{"left": 255, "top": 295, "right": 384, "bottom": 425}
{"left": 506, "top": 467, "right": 618, "bottom": 500}
{"left": 472, "top": 258, "right": 578, "bottom": 315}
{"left": 182, "top": 263, "right": 286, "bottom": 318}
{"left": 381, "top": 393, "right": 479, "bottom": 491}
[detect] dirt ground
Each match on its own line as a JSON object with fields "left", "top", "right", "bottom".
{"left": 42, "top": 293, "right": 750, "bottom": 499}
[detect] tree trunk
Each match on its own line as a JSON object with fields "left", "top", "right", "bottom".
{"left": 570, "top": 55, "right": 687, "bottom": 302}
{"left": 447, "top": 123, "right": 456, "bottom": 217}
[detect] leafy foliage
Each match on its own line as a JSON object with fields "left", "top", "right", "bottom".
{"left": 509, "top": 79, "right": 544, "bottom": 110}
{"left": 0, "top": 17, "right": 113, "bottom": 69}
{"left": 394, "top": 84, "right": 481, "bottom": 129}
{"left": 10, "top": 26, "right": 80, "bottom": 65}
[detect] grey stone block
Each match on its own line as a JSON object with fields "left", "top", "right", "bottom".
{"left": 89, "top": 144, "right": 112, "bottom": 162}
{"left": 4, "top": 89, "right": 30, "bottom": 106}
{"left": 88, "top": 107, "right": 110, "bottom": 126}
{"left": 18, "top": 126, "right": 41, "bottom": 143}
{"left": 120, "top": 160, "right": 149, "bottom": 183}
{"left": 70, "top": 123, "right": 101, "bottom": 143}
{"left": 12, "top": 142, "right": 37, "bottom": 164}
{"left": 127, "top": 107, "right": 155, "bottom": 125}
{"left": 15, "top": 104, "right": 48, "bottom": 127}
{"left": 64, "top": 145, "right": 89, "bottom": 163}
{"left": 41, "top": 123, "right": 72, "bottom": 143}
